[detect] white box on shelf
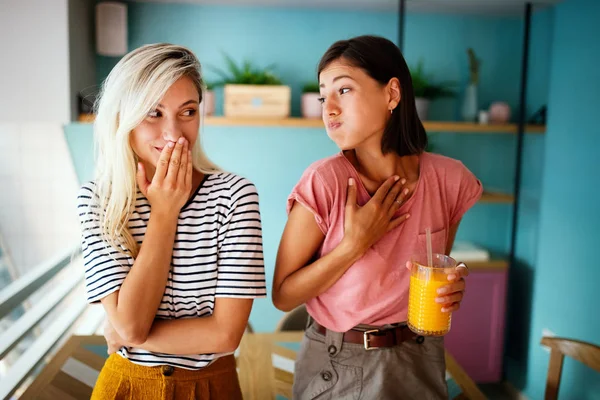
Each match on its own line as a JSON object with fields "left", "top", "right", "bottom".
{"left": 450, "top": 241, "right": 490, "bottom": 262}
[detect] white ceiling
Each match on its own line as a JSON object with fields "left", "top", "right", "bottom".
{"left": 126, "top": 0, "right": 562, "bottom": 15}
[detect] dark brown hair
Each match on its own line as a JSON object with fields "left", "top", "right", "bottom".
{"left": 317, "top": 35, "right": 427, "bottom": 156}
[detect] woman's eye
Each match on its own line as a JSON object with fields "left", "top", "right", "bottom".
{"left": 182, "top": 109, "right": 197, "bottom": 117}
{"left": 340, "top": 87, "right": 350, "bottom": 95}
{"left": 317, "top": 97, "right": 325, "bottom": 104}
{"left": 147, "top": 110, "right": 161, "bottom": 118}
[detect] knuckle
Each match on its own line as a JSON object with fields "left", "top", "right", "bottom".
{"left": 159, "top": 159, "right": 169, "bottom": 166}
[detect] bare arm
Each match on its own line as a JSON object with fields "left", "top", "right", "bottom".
{"left": 445, "top": 220, "right": 461, "bottom": 255}
{"left": 101, "top": 139, "right": 192, "bottom": 344}
{"left": 272, "top": 176, "right": 411, "bottom": 312}
{"left": 272, "top": 204, "right": 360, "bottom": 311}
{"left": 104, "top": 298, "right": 253, "bottom": 355}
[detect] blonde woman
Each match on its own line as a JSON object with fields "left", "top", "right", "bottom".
{"left": 77, "top": 43, "right": 266, "bottom": 399}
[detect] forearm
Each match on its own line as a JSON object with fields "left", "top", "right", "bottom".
{"left": 274, "top": 238, "right": 363, "bottom": 311}
{"left": 133, "top": 317, "right": 238, "bottom": 355}
{"left": 112, "top": 211, "right": 179, "bottom": 341}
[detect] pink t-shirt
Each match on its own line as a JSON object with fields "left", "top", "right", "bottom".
{"left": 286, "top": 151, "right": 483, "bottom": 332}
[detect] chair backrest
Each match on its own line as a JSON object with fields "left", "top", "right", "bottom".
{"left": 275, "top": 304, "right": 309, "bottom": 332}
{"left": 541, "top": 336, "right": 600, "bottom": 400}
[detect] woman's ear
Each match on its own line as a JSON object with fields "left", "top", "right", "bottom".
{"left": 387, "top": 77, "right": 401, "bottom": 111}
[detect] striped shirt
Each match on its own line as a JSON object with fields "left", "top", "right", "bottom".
{"left": 77, "top": 173, "right": 267, "bottom": 369}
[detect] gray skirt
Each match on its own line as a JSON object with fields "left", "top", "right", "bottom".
{"left": 292, "top": 320, "right": 448, "bottom": 400}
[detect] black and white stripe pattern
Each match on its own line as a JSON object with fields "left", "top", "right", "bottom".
{"left": 77, "top": 173, "right": 266, "bottom": 369}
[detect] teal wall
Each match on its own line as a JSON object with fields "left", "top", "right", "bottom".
{"left": 97, "top": 3, "right": 549, "bottom": 120}
{"left": 518, "top": 0, "right": 600, "bottom": 398}
{"left": 70, "top": 3, "right": 555, "bottom": 348}
{"left": 504, "top": 6, "right": 554, "bottom": 389}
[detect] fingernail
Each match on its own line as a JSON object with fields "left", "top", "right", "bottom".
{"left": 437, "top": 288, "right": 447, "bottom": 294}
{"left": 349, "top": 178, "right": 354, "bottom": 186}
{"left": 405, "top": 213, "right": 410, "bottom": 219}
{"left": 168, "top": 142, "right": 175, "bottom": 148}
{"left": 404, "top": 188, "right": 409, "bottom": 195}
{"left": 393, "top": 175, "right": 400, "bottom": 181}
{"left": 436, "top": 297, "right": 445, "bottom": 303}
{"left": 400, "top": 178, "right": 406, "bottom": 185}
{"left": 178, "top": 137, "right": 185, "bottom": 144}
{"left": 188, "top": 150, "right": 192, "bottom": 156}
{"left": 448, "top": 274, "right": 456, "bottom": 281}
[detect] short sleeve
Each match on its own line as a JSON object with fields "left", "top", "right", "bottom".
{"left": 216, "top": 177, "right": 267, "bottom": 298}
{"left": 449, "top": 163, "right": 484, "bottom": 226}
{"left": 286, "top": 167, "right": 333, "bottom": 235}
{"left": 77, "top": 183, "right": 132, "bottom": 304}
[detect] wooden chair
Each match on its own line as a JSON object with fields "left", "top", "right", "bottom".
{"left": 541, "top": 336, "right": 600, "bottom": 400}
{"left": 275, "top": 304, "right": 309, "bottom": 332}
{"left": 19, "top": 335, "right": 108, "bottom": 399}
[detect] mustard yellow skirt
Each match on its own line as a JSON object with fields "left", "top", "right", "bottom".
{"left": 91, "top": 354, "right": 242, "bottom": 400}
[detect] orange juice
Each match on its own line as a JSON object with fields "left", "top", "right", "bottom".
{"left": 407, "top": 254, "right": 456, "bottom": 336}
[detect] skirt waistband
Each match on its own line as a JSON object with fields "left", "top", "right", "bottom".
{"left": 103, "top": 354, "right": 236, "bottom": 381}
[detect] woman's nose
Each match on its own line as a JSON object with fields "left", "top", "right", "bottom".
{"left": 162, "top": 118, "right": 182, "bottom": 142}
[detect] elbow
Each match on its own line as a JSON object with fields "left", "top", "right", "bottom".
{"left": 221, "top": 330, "right": 244, "bottom": 353}
{"left": 118, "top": 323, "right": 150, "bottom": 346}
{"left": 272, "top": 292, "right": 295, "bottom": 313}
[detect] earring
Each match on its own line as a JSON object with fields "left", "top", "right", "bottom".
{"left": 389, "top": 109, "right": 393, "bottom": 114}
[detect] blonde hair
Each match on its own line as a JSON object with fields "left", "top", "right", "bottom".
{"left": 93, "top": 43, "right": 220, "bottom": 258}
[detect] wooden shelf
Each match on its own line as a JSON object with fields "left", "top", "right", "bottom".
{"left": 479, "top": 191, "right": 514, "bottom": 203}
{"left": 467, "top": 259, "right": 509, "bottom": 271}
{"left": 204, "top": 116, "right": 324, "bottom": 128}
{"left": 424, "top": 121, "right": 545, "bottom": 134}
{"left": 79, "top": 113, "right": 95, "bottom": 123}
{"left": 78, "top": 114, "right": 545, "bottom": 134}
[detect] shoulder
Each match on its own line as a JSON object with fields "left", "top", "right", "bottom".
{"left": 423, "top": 152, "right": 467, "bottom": 170}
{"left": 205, "top": 172, "right": 259, "bottom": 200}
{"left": 299, "top": 153, "right": 350, "bottom": 185}
{"left": 77, "top": 181, "right": 99, "bottom": 208}
{"left": 423, "top": 152, "right": 475, "bottom": 179}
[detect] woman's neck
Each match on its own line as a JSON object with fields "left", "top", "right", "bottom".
{"left": 345, "top": 145, "right": 420, "bottom": 194}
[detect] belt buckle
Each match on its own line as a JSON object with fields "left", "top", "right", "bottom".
{"left": 363, "top": 329, "right": 380, "bottom": 350}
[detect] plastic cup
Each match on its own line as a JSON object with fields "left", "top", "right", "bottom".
{"left": 407, "top": 253, "right": 457, "bottom": 336}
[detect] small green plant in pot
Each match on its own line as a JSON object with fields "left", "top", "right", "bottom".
{"left": 202, "top": 81, "right": 216, "bottom": 116}
{"left": 301, "top": 81, "right": 321, "bottom": 119}
{"left": 209, "top": 53, "right": 290, "bottom": 118}
{"left": 410, "top": 60, "right": 456, "bottom": 121}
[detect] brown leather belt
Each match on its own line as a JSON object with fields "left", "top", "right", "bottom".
{"left": 315, "top": 322, "right": 421, "bottom": 350}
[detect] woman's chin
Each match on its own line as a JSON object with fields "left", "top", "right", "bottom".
{"left": 329, "top": 136, "right": 355, "bottom": 151}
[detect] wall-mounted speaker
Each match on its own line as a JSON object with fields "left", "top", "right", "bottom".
{"left": 95, "top": 2, "right": 128, "bottom": 56}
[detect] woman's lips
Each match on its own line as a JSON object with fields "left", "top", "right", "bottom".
{"left": 328, "top": 121, "right": 342, "bottom": 130}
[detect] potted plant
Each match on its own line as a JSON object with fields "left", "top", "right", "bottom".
{"left": 210, "top": 53, "right": 291, "bottom": 118}
{"left": 410, "top": 60, "right": 456, "bottom": 121}
{"left": 202, "top": 81, "right": 216, "bottom": 116}
{"left": 301, "top": 81, "right": 321, "bottom": 119}
{"left": 461, "top": 48, "right": 481, "bottom": 122}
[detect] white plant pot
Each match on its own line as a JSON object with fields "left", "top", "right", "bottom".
{"left": 461, "top": 83, "right": 478, "bottom": 122}
{"left": 202, "top": 90, "right": 215, "bottom": 116}
{"left": 415, "top": 97, "right": 430, "bottom": 121}
{"left": 301, "top": 93, "right": 322, "bottom": 119}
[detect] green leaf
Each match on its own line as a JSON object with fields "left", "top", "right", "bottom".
{"left": 409, "top": 59, "right": 457, "bottom": 100}
{"left": 207, "top": 52, "right": 284, "bottom": 86}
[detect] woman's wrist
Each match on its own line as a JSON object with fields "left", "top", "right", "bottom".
{"left": 337, "top": 236, "right": 366, "bottom": 265}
